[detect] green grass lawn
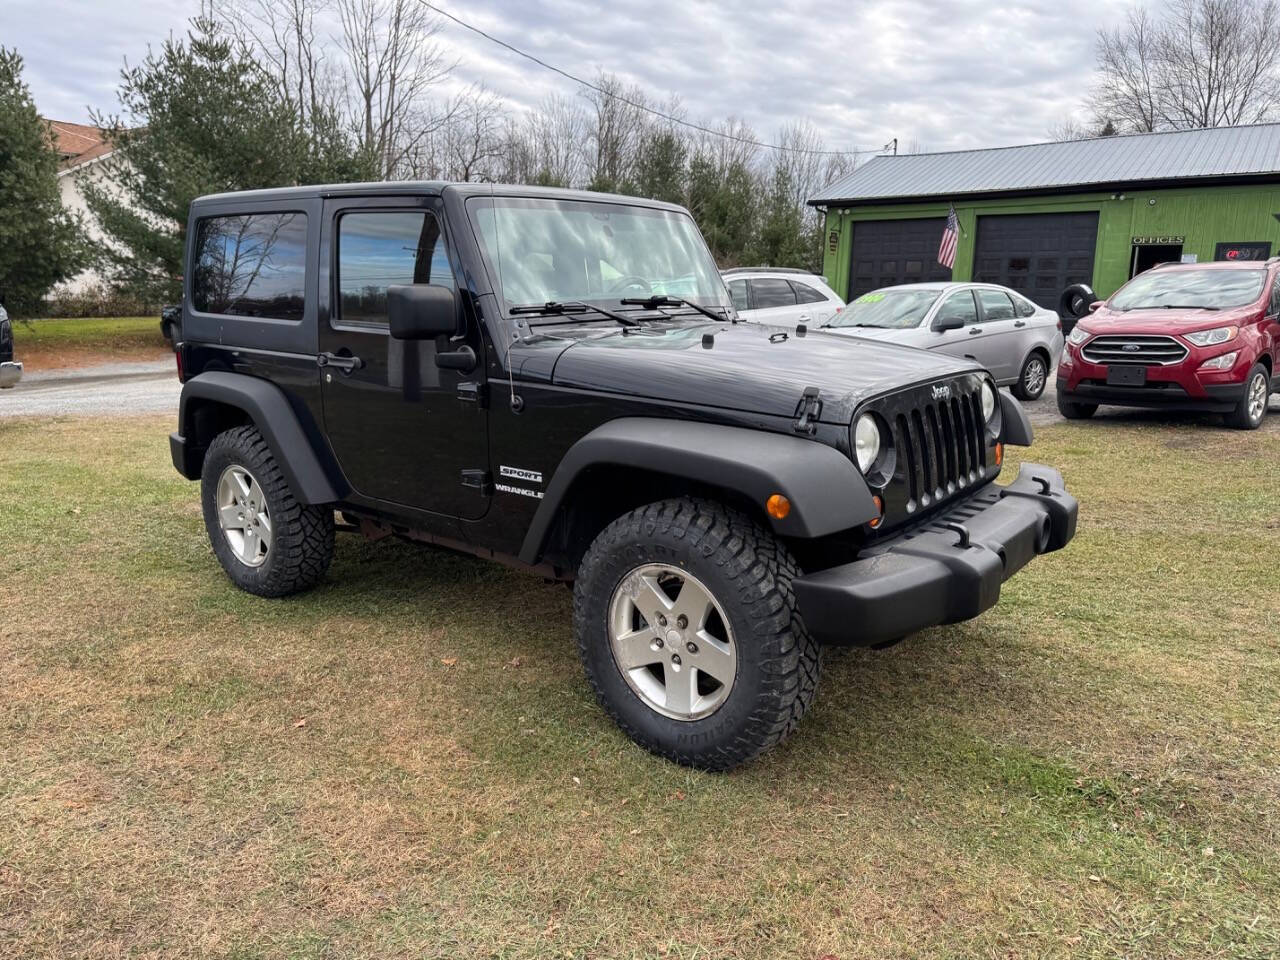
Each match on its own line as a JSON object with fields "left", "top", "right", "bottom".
{"left": 1, "top": 414, "right": 1278, "bottom": 958}
{"left": 12, "top": 316, "right": 168, "bottom": 370}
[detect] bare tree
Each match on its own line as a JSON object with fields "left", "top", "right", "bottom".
{"left": 580, "top": 72, "right": 650, "bottom": 188}
{"left": 527, "top": 93, "right": 589, "bottom": 186}
{"left": 1091, "top": 0, "right": 1280, "bottom": 131}
{"left": 219, "top": 0, "right": 338, "bottom": 127}
{"left": 336, "top": 0, "right": 456, "bottom": 178}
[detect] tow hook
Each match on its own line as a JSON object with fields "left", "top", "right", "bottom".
{"left": 940, "top": 521, "right": 972, "bottom": 549}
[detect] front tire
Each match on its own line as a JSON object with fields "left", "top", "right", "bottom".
{"left": 1013, "top": 351, "right": 1050, "bottom": 401}
{"left": 200, "top": 425, "right": 335, "bottom": 597}
{"left": 1224, "top": 363, "right": 1270, "bottom": 430}
{"left": 573, "top": 498, "right": 820, "bottom": 771}
{"left": 1056, "top": 392, "right": 1097, "bottom": 420}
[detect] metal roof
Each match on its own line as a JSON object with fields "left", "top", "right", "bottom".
{"left": 809, "top": 123, "right": 1280, "bottom": 206}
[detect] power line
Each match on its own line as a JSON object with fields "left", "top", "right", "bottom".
{"left": 417, "top": 0, "right": 876, "bottom": 158}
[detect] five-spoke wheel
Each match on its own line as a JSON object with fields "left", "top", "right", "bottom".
{"left": 608, "top": 564, "right": 736, "bottom": 720}
{"left": 216, "top": 465, "right": 273, "bottom": 567}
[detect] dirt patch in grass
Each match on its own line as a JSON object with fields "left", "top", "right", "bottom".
{"left": 12, "top": 316, "right": 170, "bottom": 371}
{"left": 1, "top": 415, "right": 1278, "bottom": 958}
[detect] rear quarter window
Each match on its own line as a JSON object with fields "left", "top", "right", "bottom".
{"left": 192, "top": 211, "right": 308, "bottom": 321}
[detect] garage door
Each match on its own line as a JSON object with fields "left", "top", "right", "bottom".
{"left": 848, "top": 218, "right": 952, "bottom": 299}
{"left": 973, "top": 212, "right": 1098, "bottom": 311}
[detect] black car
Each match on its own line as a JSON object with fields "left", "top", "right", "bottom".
{"left": 0, "top": 302, "right": 22, "bottom": 389}
{"left": 167, "top": 182, "right": 1077, "bottom": 770}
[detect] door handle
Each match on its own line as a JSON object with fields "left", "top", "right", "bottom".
{"left": 968, "top": 327, "right": 983, "bottom": 335}
{"left": 798, "top": 314, "right": 812, "bottom": 322}
{"left": 1014, "top": 320, "right": 1026, "bottom": 328}
{"left": 317, "top": 351, "right": 364, "bottom": 372}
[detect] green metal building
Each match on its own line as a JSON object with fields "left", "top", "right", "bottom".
{"left": 809, "top": 123, "right": 1280, "bottom": 310}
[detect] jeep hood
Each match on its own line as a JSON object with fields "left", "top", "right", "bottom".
{"left": 510, "top": 319, "right": 981, "bottom": 424}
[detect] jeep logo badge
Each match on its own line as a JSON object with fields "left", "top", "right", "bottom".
{"left": 931, "top": 384, "right": 952, "bottom": 401}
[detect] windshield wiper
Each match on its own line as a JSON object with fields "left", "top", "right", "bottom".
{"left": 509, "top": 301, "right": 638, "bottom": 326}
{"left": 1160, "top": 304, "right": 1220, "bottom": 310}
{"left": 620, "top": 295, "right": 732, "bottom": 323}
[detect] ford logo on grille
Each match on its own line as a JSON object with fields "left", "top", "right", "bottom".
{"left": 1122, "top": 344, "right": 1141, "bottom": 352}
{"left": 931, "top": 384, "right": 952, "bottom": 401}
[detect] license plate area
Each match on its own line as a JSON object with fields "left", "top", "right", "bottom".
{"left": 1106, "top": 365, "right": 1147, "bottom": 387}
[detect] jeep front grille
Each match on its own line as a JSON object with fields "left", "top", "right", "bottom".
{"left": 1081, "top": 335, "right": 1188, "bottom": 365}
{"left": 889, "top": 390, "right": 987, "bottom": 511}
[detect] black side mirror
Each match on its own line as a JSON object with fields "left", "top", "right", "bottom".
{"left": 388, "top": 284, "right": 456, "bottom": 340}
{"left": 934, "top": 315, "right": 964, "bottom": 332}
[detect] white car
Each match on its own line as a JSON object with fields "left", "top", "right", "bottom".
{"left": 821, "top": 282, "right": 1065, "bottom": 401}
{"left": 723, "top": 268, "right": 845, "bottom": 328}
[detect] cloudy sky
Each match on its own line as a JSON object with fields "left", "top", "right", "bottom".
{"left": 10, "top": 0, "right": 1114, "bottom": 155}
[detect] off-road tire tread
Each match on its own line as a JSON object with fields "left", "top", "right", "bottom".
{"left": 202, "top": 426, "right": 334, "bottom": 597}
{"left": 573, "top": 497, "right": 820, "bottom": 771}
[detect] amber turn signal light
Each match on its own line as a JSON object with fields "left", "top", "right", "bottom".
{"left": 995, "top": 442, "right": 1004, "bottom": 467}
{"left": 766, "top": 494, "right": 791, "bottom": 520}
{"left": 869, "top": 494, "right": 884, "bottom": 529}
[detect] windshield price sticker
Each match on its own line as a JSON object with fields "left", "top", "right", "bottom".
{"left": 856, "top": 293, "right": 885, "bottom": 303}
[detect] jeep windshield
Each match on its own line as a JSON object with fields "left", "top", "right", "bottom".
{"left": 468, "top": 196, "right": 730, "bottom": 320}
{"left": 824, "top": 288, "right": 939, "bottom": 329}
{"left": 1110, "top": 268, "right": 1266, "bottom": 311}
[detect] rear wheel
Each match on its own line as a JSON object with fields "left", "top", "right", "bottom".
{"left": 1056, "top": 392, "right": 1097, "bottom": 420}
{"left": 1013, "top": 351, "right": 1050, "bottom": 401}
{"left": 573, "top": 498, "right": 820, "bottom": 771}
{"left": 1224, "top": 363, "right": 1270, "bottom": 430}
{"left": 201, "top": 425, "right": 335, "bottom": 597}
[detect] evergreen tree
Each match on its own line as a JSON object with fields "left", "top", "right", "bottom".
{"left": 86, "top": 17, "right": 375, "bottom": 302}
{"left": 633, "top": 131, "right": 686, "bottom": 206}
{"left": 686, "top": 154, "right": 757, "bottom": 266}
{"left": 0, "top": 48, "right": 85, "bottom": 315}
{"left": 751, "top": 166, "right": 810, "bottom": 269}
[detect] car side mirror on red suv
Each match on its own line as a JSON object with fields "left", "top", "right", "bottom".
{"left": 388, "top": 284, "right": 456, "bottom": 340}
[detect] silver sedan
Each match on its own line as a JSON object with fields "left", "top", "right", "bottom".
{"left": 820, "top": 282, "right": 1065, "bottom": 400}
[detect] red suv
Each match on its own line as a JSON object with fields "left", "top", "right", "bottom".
{"left": 1056, "top": 260, "right": 1279, "bottom": 429}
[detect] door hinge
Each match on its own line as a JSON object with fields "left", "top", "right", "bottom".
{"left": 457, "top": 381, "right": 488, "bottom": 407}
{"left": 793, "top": 386, "right": 822, "bottom": 435}
{"left": 461, "top": 469, "right": 493, "bottom": 495}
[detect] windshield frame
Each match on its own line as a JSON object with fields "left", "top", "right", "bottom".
{"left": 1108, "top": 266, "right": 1269, "bottom": 311}
{"left": 825, "top": 287, "right": 943, "bottom": 330}
{"left": 464, "top": 194, "right": 732, "bottom": 324}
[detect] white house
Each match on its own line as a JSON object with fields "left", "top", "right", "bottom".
{"left": 50, "top": 120, "right": 117, "bottom": 295}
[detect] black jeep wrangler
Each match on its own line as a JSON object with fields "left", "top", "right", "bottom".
{"left": 169, "top": 183, "right": 1077, "bottom": 770}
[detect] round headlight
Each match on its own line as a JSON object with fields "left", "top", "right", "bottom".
{"left": 854, "top": 414, "right": 881, "bottom": 473}
{"left": 980, "top": 381, "right": 997, "bottom": 422}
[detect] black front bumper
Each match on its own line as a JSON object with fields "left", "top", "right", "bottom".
{"left": 1057, "top": 377, "right": 1245, "bottom": 413}
{"left": 793, "top": 464, "right": 1077, "bottom": 646}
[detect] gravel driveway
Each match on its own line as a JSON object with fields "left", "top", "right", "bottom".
{"left": 0, "top": 359, "right": 180, "bottom": 418}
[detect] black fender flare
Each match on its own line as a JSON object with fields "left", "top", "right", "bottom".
{"left": 517, "top": 417, "right": 878, "bottom": 565}
{"left": 999, "top": 389, "right": 1034, "bottom": 447}
{"left": 172, "top": 371, "right": 346, "bottom": 504}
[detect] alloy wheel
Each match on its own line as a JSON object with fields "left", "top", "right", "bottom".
{"left": 607, "top": 564, "right": 736, "bottom": 720}
{"left": 216, "top": 464, "right": 272, "bottom": 567}
{"left": 1024, "top": 357, "right": 1047, "bottom": 397}
{"left": 1248, "top": 371, "right": 1268, "bottom": 424}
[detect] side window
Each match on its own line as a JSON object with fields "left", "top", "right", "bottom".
{"left": 193, "top": 212, "right": 308, "bottom": 321}
{"left": 936, "top": 290, "right": 979, "bottom": 326}
{"left": 976, "top": 289, "right": 1016, "bottom": 321}
{"left": 727, "top": 278, "right": 750, "bottom": 311}
{"left": 790, "top": 281, "right": 828, "bottom": 305}
{"left": 750, "top": 278, "right": 797, "bottom": 309}
{"left": 1013, "top": 293, "right": 1037, "bottom": 317}
{"left": 1270, "top": 276, "right": 1280, "bottom": 315}
{"left": 337, "top": 211, "right": 454, "bottom": 327}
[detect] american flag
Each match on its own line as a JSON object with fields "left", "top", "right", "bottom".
{"left": 937, "top": 205, "right": 960, "bottom": 270}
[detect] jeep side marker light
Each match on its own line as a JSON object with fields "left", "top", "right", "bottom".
{"left": 766, "top": 494, "right": 791, "bottom": 520}
{"left": 869, "top": 495, "right": 884, "bottom": 528}
{"left": 995, "top": 443, "right": 1004, "bottom": 467}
